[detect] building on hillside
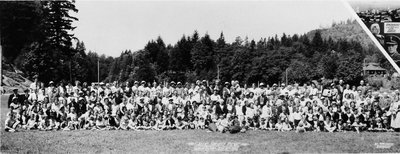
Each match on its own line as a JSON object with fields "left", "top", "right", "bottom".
{"left": 363, "top": 62, "right": 387, "bottom": 76}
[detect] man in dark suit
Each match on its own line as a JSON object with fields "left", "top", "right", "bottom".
{"left": 21, "top": 89, "right": 30, "bottom": 106}
{"left": 8, "top": 89, "right": 20, "bottom": 108}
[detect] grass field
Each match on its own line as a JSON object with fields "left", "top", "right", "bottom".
{"left": 1, "top": 94, "right": 400, "bottom": 153}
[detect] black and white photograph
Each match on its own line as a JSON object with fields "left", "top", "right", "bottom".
{"left": 1, "top": 0, "right": 400, "bottom": 153}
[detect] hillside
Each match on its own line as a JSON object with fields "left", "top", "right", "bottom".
{"left": 1, "top": 57, "right": 32, "bottom": 93}
{"left": 307, "top": 20, "right": 376, "bottom": 50}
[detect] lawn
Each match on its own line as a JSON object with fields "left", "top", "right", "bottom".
{"left": 1, "top": 94, "right": 399, "bottom": 153}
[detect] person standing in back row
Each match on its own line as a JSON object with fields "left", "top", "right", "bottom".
{"left": 8, "top": 89, "right": 20, "bottom": 108}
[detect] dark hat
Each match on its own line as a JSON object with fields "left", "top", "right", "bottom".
{"left": 24, "top": 89, "right": 30, "bottom": 93}
{"left": 386, "top": 41, "right": 398, "bottom": 45}
{"left": 13, "top": 89, "right": 18, "bottom": 92}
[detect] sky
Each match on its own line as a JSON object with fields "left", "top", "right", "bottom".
{"left": 72, "top": 1, "right": 354, "bottom": 57}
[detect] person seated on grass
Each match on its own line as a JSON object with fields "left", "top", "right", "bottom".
{"left": 324, "top": 117, "right": 336, "bottom": 133}
{"left": 20, "top": 104, "right": 30, "bottom": 125}
{"left": 128, "top": 115, "right": 138, "bottom": 130}
{"left": 46, "top": 115, "right": 58, "bottom": 131}
{"left": 246, "top": 117, "right": 258, "bottom": 130}
{"left": 186, "top": 116, "right": 196, "bottom": 129}
{"left": 351, "top": 117, "right": 367, "bottom": 133}
{"left": 105, "top": 115, "right": 116, "bottom": 130}
{"left": 95, "top": 116, "right": 107, "bottom": 130}
{"left": 37, "top": 113, "right": 47, "bottom": 131}
{"left": 259, "top": 118, "right": 268, "bottom": 130}
{"left": 162, "top": 114, "right": 176, "bottom": 130}
{"left": 78, "top": 109, "right": 93, "bottom": 128}
{"left": 5, "top": 112, "right": 21, "bottom": 132}
{"left": 154, "top": 115, "right": 165, "bottom": 130}
{"left": 296, "top": 121, "right": 306, "bottom": 133}
{"left": 138, "top": 117, "right": 152, "bottom": 130}
{"left": 336, "top": 120, "right": 344, "bottom": 132}
{"left": 23, "top": 115, "right": 38, "bottom": 130}
{"left": 275, "top": 119, "right": 283, "bottom": 131}
{"left": 375, "top": 116, "right": 384, "bottom": 131}
{"left": 175, "top": 117, "right": 187, "bottom": 130}
{"left": 301, "top": 118, "right": 312, "bottom": 131}
{"left": 149, "top": 118, "right": 159, "bottom": 130}
{"left": 292, "top": 107, "right": 302, "bottom": 128}
{"left": 198, "top": 117, "right": 206, "bottom": 129}
{"left": 382, "top": 116, "right": 390, "bottom": 131}
{"left": 192, "top": 116, "right": 200, "bottom": 129}
{"left": 83, "top": 117, "right": 96, "bottom": 130}
{"left": 280, "top": 118, "right": 292, "bottom": 132}
{"left": 67, "top": 107, "right": 78, "bottom": 122}
{"left": 216, "top": 115, "right": 229, "bottom": 133}
{"left": 228, "top": 115, "right": 241, "bottom": 133}
{"left": 63, "top": 117, "right": 75, "bottom": 131}
{"left": 312, "top": 115, "right": 323, "bottom": 132}
{"left": 204, "top": 114, "right": 213, "bottom": 129}
{"left": 118, "top": 113, "right": 129, "bottom": 130}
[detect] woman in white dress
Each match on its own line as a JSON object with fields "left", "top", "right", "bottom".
{"left": 389, "top": 99, "right": 400, "bottom": 131}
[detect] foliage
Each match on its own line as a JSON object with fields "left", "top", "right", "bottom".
{"left": 1, "top": 2, "right": 388, "bottom": 85}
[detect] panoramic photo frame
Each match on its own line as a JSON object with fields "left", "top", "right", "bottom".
{"left": 1, "top": 0, "right": 400, "bottom": 153}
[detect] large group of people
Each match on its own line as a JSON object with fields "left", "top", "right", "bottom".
{"left": 5, "top": 76, "right": 400, "bottom": 134}
{"left": 357, "top": 8, "right": 400, "bottom": 23}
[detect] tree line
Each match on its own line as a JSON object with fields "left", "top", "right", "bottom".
{"left": 1, "top": 1, "right": 391, "bottom": 86}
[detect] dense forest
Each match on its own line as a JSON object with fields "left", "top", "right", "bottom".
{"left": 0, "top": 1, "right": 391, "bottom": 86}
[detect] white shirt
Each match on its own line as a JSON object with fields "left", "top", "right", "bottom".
{"left": 30, "top": 82, "right": 38, "bottom": 91}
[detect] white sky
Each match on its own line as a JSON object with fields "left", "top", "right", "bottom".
{"left": 72, "top": 0, "right": 354, "bottom": 57}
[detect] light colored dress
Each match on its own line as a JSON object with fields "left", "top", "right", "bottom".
{"left": 390, "top": 101, "right": 400, "bottom": 128}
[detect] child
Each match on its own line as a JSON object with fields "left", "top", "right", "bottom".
{"left": 176, "top": 117, "right": 189, "bottom": 130}
{"left": 37, "top": 114, "right": 47, "bottom": 131}
{"left": 324, "top": 117, "right": 336, "bottom": 133}
{"left": 155, "top": 115, "right": 166, "bottom": 130}
{"left": 119, "top": 116, "right": 129, "bottom": 130}
{"left": 83, "top": 117, "right": 96, "bottom": 130}
{"left": 63, "top": 117, "right": 76, "bottom": 131}
{"left": 5, "top": 112, "right": 20, "bottom": 132}
{"left": 216, "top": 115, "right": 229, "bottom": 133}
{"left": 95, "top": 116, "right": 107, "bottom": 130}
{"left": 352, "top": 117, "right": 367, "bottom": 133}
{"left": 336, "top": 120, "right": 344, "bottom": 132}
{"left": 198, "top": 117, "right": 205, "bottom": 129}
{"left": 24, "top": 115, "right": 38, "bottom": 130}
{"left": 128, "top": 115, "right": 138, "bottom": 130}
{"left": 164, "top": 115, "right": 176, "bottom": 130}
{"left": 260, "top": 118, "right": 268, "bottom": 130}
{"left": 296, "top": 121, "right": 306, "bottom": 133}
{"left": 280, "top": 119, "right": 292, "bottom": 132}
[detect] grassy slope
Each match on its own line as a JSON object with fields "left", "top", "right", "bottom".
{"left": 0, "top": 95, "right": 399, "bottom": 153}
